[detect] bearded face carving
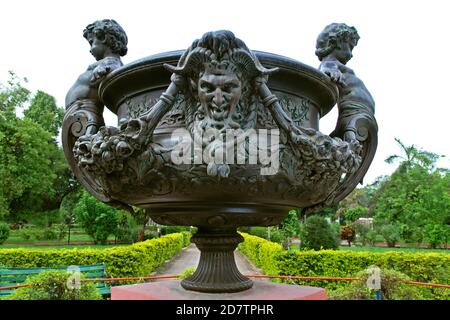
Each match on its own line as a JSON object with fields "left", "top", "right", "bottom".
{"left": 197, "top": 67, "right": 242, "bottom": 130}
{"left": 165, "top": 30, "right": 276, "bottom": 133}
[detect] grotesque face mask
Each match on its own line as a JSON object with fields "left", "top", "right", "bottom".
{"left": 197, "top": 68, "right": 242, "bottom": 128}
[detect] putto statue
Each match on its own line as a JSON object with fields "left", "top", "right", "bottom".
{"left": 315, "top": 23, "right": 378, "bottom": 205}
{"left": 65, "top": 19, "right": 127, "bottom": 133}
{"left": 62, "top": 22, "right": 378, "bottom": 293}
{"left": 63, "top": 19, "right": 129, "bottom": 208}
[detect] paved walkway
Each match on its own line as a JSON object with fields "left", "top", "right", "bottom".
{"left": 151, "top": 244, "right": 265, "bottom": 277}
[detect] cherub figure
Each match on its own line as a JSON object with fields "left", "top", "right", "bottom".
{"left": 316, "top": 23, "right": 376, "bottom": 142}
{"left": 65, "top": 19, "right": 127, "bottom": 135}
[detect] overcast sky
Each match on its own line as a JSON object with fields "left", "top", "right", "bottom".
{"left": 1, "top": 0, "right": 449, "bottom": 185}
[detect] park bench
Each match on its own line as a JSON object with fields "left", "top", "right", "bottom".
{"left": 0, "top": 263, "right": 110, "bottom": 297}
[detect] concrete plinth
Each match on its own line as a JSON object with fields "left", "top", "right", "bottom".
{"left": 111, "top": 280, "right": 327, "bottom": 300}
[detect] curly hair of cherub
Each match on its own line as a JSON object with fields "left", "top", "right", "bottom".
{"left": 315, "top": 23, "right": 360, "bottom": 61}
{"left": 83, "top": 19, "right": 128, "bottom": 56}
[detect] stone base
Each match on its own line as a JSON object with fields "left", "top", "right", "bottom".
{"left": 111, "top": 280, "right": 327, "bottom": 300}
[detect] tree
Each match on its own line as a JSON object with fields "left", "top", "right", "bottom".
{"left": 0, "top": 72, "right": 72, "bottom": 219}
{"left": 385, "top": 138, "right": 442, "bottom": 173}
{"left": 0, "top": 71, "right": 30, "bottom": 118}
{"left": 279, "top": 210, "right": 300, "bottom": 249}
{"left": 343, "top": 206, "right": 368, "bottom": 224}
{"left": 74, "top": 191, "right": 119, "bottom": 244}
{"left": 0, "top": 222, "right": 10, "bottom": 244}
{"left": 0, "top": 113, "right": 58, "bottom": 217}
{"left": 133, "top": 208, "right": 152, "bottom": 242}
{"left": 22, "top": 87, "right": 72, "bottom": 212}
{"left": 340, "top": 225, "right": 355, "bottom": 246}
{"left": 374, "top": 167, "right": 449, "bottom": 242}
{"left": 113, "top": 210, "right": 139, "bottom": 244}
{"left": 337, "top": 206, "right": 370, "bottom": 246}
{"left": 354, "top": 222, "right": 372, "bottom": 246}
{"left": 300, "top": 215, "right": 339, "bottom": 250}
{"left": 23, "top": 90, "right": 64, "bottom": 138}
{"left": 338, "top": 188, "right": 371, "bottom": 211}
{"left": 423, "top": 224, "right": 450, "bottom": 249}
{"left": 378, "top": 223, "right": 401, "bottom": 247}
{"left": 372, "top": 139, "right": 449, "bottom": 246}
{"left": 60, "top": 191, "right": 81, "bottom": 245}
{"left": 366, "top": 175, "right": 390, "bottom": 216}
{"left": 335, "top": 187, "right": 373, "bottom": 228}
{"left": 0, "top": 72, "right": 29, "bottom": 217}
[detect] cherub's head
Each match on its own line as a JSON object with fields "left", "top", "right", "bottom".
{"left": 315, "top": 23, "right": 360, "bottom": 63}
{"left": 83, "top": 19, "right": 128, "bottom": 57}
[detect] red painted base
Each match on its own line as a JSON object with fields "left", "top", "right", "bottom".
{"left": 111, "top": 280, "right": 327, "bottom": 300}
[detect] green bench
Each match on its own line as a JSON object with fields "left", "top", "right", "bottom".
{"left": 0, "top": 263, "right": 110, "bottom": 297}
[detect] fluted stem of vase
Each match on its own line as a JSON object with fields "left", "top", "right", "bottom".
{"left": 181, "top": 229, "right": 253, "bottom": 293}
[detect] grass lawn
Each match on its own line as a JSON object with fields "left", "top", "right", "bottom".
{"left": 2, "top": 227, "right": 120, "bottom": 248}
{"left": 338, "top": 245, "right": 450, "bottom": 254}
{"left": 289, "top": 244, "right": 450, "bottom": 253}
{"left": 0, "top": 244, "right": 127, "bottom": 250}
{"left": 5, "top": 234, "right": 113, "bottom": 243}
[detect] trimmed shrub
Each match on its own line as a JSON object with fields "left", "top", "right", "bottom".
{"left": 16, "top": 228, "right": 33, "bottom": 240}
{"left": 340, "top": 225, "right": 355, "bottom": 246}
{"left": 329, "top": 268, "right": 426, "bottom": 300}
{"left": 0, "top": 233, "right": 190, "bottom": 285}
{"left": 238, "top": 233, "right": 450, "bottom": 299}
{"left": 4, "top": 270, "right": 101, "bottom": 300}
{"left": 0, "top": 222, "right": 10, "bottom": 244}
{"left": 246, "top": 227, "right": 269, "bottom": 239}
{"left": 238, "top": 233, "right": 282, "bottom": 276}
{"left": 378, "top": 224, "right": 401, "bottom": 247}
{"left": 178, "top": 267, "right": 196, "bottom": 279}
{"left": 181, "top": 231, "right": 192, "bottom": 247}
{"left": 35, "top": 228, "right": 59, "bottom": 241}
{"left": 366, "top": 230, "right": 381, "bottom": 246}
{"left": 354, "top": 223, "right": 372, "bottom": 246}
{"left": 74, "top": 192, "right": 118, "bottom": 244}
{"left": 300, "top": 215, "right": 339, "bottom": 250}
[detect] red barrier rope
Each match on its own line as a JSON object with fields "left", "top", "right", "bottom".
{"left": 245, "top": 274, "right": 450, "bottom": 289}
{"left": 1, "top": 274, "right": 449, "bottom": 290}
{"left": 82, "top": 275, "right": 179, "bottom": 282}
{"left": 247, "top": 275, "right": 365, "bottom": 281}
{"left": 0, "top": 283, "right": 32, "bottom": 290}
{"left": 399, "top": 280, "right": 450, "bottom": 289}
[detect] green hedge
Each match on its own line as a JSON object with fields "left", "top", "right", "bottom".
{"left": 238, "top": 233, "right": 449, "bottom": 299}
{"left": 0, "top": 233, "right": 191, "bottom": 283}
{"left": 238, "top": 233, "right": 282, "bottom": 275}
{"left": 180, "top": 231, "right": 191, "bottom": 248}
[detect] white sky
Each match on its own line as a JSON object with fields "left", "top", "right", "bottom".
{"left": 1, "top": 0, "right": 449, "bottom": 185}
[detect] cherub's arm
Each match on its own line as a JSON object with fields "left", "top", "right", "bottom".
{"left": 90, "top": 58, "right": 123, "bottom": 86}
{"left": 319, "top": 60, "right": 343, "bottom": 83}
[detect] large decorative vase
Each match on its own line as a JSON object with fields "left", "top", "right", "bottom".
{"left": 62, "top": 22, "right": 377, "bottom": 293}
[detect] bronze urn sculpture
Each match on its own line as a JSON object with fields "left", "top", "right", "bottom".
{"left": 62, "top": 20, "right": 377, "bottom": 293}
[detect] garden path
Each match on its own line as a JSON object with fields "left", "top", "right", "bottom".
{"left": 150, "top": 243, "right": 266, "bottom": 278}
